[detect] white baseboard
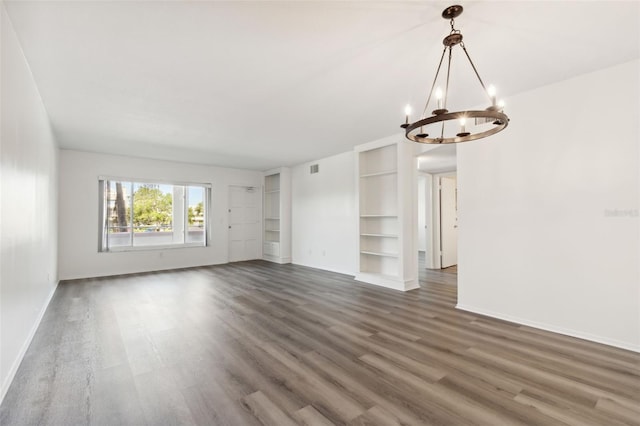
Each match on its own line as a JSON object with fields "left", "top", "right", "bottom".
{"left": 263, "top": 255, "right": 292, "bottom": 264}
{"left": 456, "top": 303, "right": 640, "bottom": 353}
{"left": 1, "top": 281, "right": 59, "bottom": 404}
{"left": 291, "top": 260, "right": 354, "bottom": 277}
{"left": 355, "top": 273, "right": 420, "bottom": 292}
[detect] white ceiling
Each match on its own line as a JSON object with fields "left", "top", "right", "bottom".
{"left": 4, "top": 1, "right": 639, "bottom": 170}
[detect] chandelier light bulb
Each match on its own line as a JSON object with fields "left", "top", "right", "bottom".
{"left": 402, "top": 104, "right": 413, "bottom": 126}
{"left": 459, "top": 117, "right": 466, "bottom": 133}
{"left": 405, "top": 104, "right": 412, "bottom": 116}
{"left": 435, "top": 87, "right": 443, "bottom": 109}
{"left": 457, "top": 116, "right": 470, "bottom": 137}
{"left": 498, "top": 99, "right": 505, "bottom": 109}
{"left": 487, "top": 85, "right": 497, "bottom": 106}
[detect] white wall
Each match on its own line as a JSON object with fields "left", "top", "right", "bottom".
{"left": 58, "top": 150, "right": 262, "bottom": 280}
{"left": 457, "top": 60, "right": 640, "bottom": 351}
{"left": 292, "top": 151, "right": 356, "bottom": 275}
{"left": 0, "top": 4, "right": 59, "bottom": 401}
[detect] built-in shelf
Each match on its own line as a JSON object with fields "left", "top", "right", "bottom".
{"left": 359, "top": 170, "right": 397, "bottom": 178}
{"left": 355, "top": 141, "right": 417, "bottom": 292}
{"left": 263, "top": 168, "right": 291, "bottom": 264}
{"left": 358, "top": 144, "right": 400, "bottom": 281}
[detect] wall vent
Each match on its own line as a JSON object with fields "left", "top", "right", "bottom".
{"left": 310, "top": 164, "right": 319, "bottom": 174}
{"left": 474, "top": 117, "right": 494, "bottom": 125}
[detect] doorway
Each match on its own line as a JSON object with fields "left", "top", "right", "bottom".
{"left": 416, "top": 145, "right": 457, "bottom": 270}
{"left": 439, "top": 176, "right": 457, "bottom": 268}
{"left": 228, "top": 186, "right": 260, "bottom": 262}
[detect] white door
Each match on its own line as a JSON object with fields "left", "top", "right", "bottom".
{"left": 228, "top": 186, "right": 260, "bottom": 262}
{"left": 418, "top": 175, "right": 427, "bottom": 254}
{"left": 440, "top": 176, "right": 458, "bottom": 268}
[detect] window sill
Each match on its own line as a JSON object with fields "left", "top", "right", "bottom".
{"left": 100, "top": 243, "right": 207, "bottom": 253}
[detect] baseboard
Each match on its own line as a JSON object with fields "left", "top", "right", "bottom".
{"left": 263, "top": 255, "right": 291, "bottom": 264}
{"left": 354, "top": 273, "right": 420, "bottom": 292}
{"left": 1, "top": 280, "right": 59, "bottom": 404}
{"left": 291, "top": 260, "right": 354, "bottom": 277}
{"left": 456, "top": 303, "right": 640, "bottom": 353}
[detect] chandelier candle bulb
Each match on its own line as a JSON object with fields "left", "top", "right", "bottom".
{"left": 401, "top": 104, "right": 412, "bottom": 128}
{"left": 435, "top": 87, "right": 443, "bottom": 109}
{"left": 487, "top": 85, "right": 497, "bottom": 106}
{"left": 456, "top": 117, "right": 470, "bottom": 137}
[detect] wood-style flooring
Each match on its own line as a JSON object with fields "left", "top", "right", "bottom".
{"left": 1, "top": 260, "right": 639, "bottom": 425}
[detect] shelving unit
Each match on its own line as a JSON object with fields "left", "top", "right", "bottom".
{"left": 355, "top": 140, "right": 418, "bottom": 291}
{"left": 263, "top": 168, "right": 291, "bottom": 263}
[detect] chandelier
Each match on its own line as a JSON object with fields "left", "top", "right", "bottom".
{"left": 401, "top": 5, "right": 509, "bottom": 144}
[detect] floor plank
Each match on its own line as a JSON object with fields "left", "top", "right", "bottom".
{"left": 1, "top": 260, "right": 639, "bottom": 426}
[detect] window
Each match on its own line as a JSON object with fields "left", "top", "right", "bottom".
{"left": 98, "top": 179, "right": 210, "bottom": 251}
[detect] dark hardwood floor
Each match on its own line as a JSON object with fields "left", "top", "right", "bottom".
{"left": 1, "top": 260, "right": 639, "bottom": 425}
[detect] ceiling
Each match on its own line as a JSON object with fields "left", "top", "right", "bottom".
{"left": 4, "top": 1, "right": 639, "bottom": 170}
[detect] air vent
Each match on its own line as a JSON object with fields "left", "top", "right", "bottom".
{"left": 310, "top": 164, "right": 319, "bottom": 174}
{"left": 475, "top": 117, "right": 494, "bottom": 125}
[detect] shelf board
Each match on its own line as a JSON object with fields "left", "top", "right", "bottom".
{"left": 360, "top": 233, "right": 398, "bottom": 238}
{"left": 360, "top": 250, "right": 399, "bottom": 258}
{"left": 265, "top": 217, "right": 280, "bottom": 220}
{"left": 265, "top": 229, "right": 280, "bottom": 232}
{"left": 359, "top": 170, "right": 397, "bottom": 178}
{"left": 265, "top": 189, "right": 280, "bottom": 194}
{"left": 360, "top": 214, "right": 398, "bottom": 218}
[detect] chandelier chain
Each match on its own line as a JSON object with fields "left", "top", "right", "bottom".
{"left": 461, "top": 44, "right": 490, "bottom": 100}
{"left": 442, "top": 47, "right": 453, "bottom": 139}
{"left": 444, "top": 47, "right": 453, "bottom": 111}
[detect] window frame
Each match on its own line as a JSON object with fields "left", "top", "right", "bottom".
{"left": 98, "top": 176, "right": 212, "bottom": 253}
